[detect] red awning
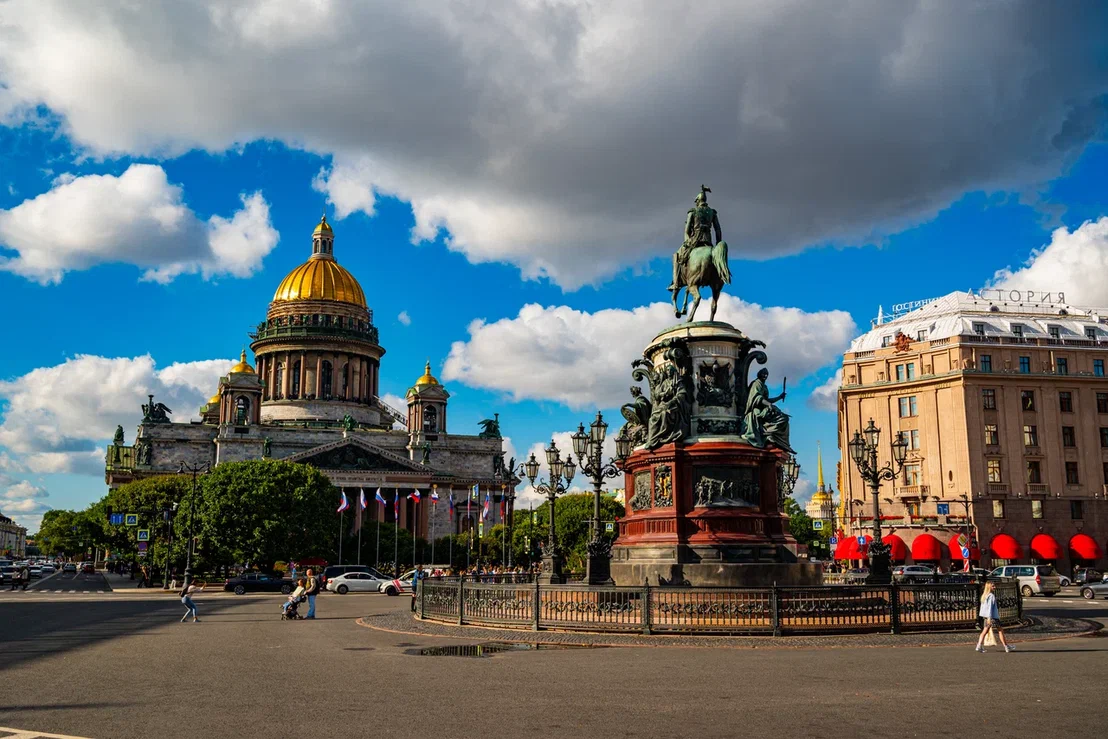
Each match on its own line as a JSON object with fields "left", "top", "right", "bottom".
{"left": 1069, "top": 533, "right": 1103, "bottom": 561}
{"left": 881, "top": 534, "right": 908, "bottom": 561}
{"left": 948, "top": 534, "right": 981, "bottom": 561}
{"left": 911, "top": 533, "right": 943, "bottom": 561}
{"left": 1030, "top": 533, "right": 1063, "bottom": 561}
{"left": 835, "top": 535, "right": 871, "bottom": 560}
{"left": 990, "top": 533, "right": 1023, "bottom": 560}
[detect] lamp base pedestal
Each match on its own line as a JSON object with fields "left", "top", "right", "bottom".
{"left": 538, "top": 553, "right": 565, "bottom": 585}
{"left": 865, "top": 542, "right": 892, "bottom": 585}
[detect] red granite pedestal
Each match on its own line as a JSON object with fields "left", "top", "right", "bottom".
{"left": 610, "top": 441, "right": 821, "bottom": 587}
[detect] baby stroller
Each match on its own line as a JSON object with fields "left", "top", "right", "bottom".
{"left": 281, "top": 594, "right": 305, "bottom": 620}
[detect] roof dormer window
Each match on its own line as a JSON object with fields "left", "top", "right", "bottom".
{"left": 1048, "top": 325, "right": 1060, "bottom": 339}
{"left": 972, "top": 322, "right": 985, "bottom": 336}
{"left": 1011, "top": 324, "right": 1024, "bottom": 337}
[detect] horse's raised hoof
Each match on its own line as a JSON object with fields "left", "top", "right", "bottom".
{"left": 675, "top": 310, "right": 681, "bottom": 318}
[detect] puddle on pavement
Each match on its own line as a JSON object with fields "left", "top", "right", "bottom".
{"left": 408, "top": 642, "right": 602, "bottom": 657}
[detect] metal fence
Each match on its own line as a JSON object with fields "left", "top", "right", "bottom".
{"left": 418, "top": 578, "right": 1021, "bottom": 636}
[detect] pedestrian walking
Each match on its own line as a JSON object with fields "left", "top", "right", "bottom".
{"left": 410, "top": 564, "right": 424, "bottom": 613}
{"left": 975, "top": 582, "right": 1012, "bottom": 653}
{"left": 304, "top": 568, "right": 320, "bottom": 619}
{"left": 180, "top": 581, "right": 206, "bottom": 623}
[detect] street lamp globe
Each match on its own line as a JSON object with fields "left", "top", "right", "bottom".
{"left": 862, "top": 418, "right": 880, "bottom": 449}
{"left": 550, "top": 454, "right": 564, "bottom": 482}
{"left": 544, "top": 439, "right": 560, "bottom": 469}
{"left": 590, "top": 411, "right": 608, "bottom": 445}
{"left": 524, "top": 453, "right": 540, "bottom": 483}
{"left": 563, "top": 454, "right": 576, "bottom": 484}
{"left": 891, "top": 431, "right": 909, "bottom": 465}
{"left": 783, "top": 456, "right": 800, "bottom": 485}
{"left": 848, "top": 430, "right": 867, "bottom": 466}
{"left": 614, "top": 428, "right": 631, "bottom": 462}
{"left": 571, "top": 423, "right": 589, "bottom": 459}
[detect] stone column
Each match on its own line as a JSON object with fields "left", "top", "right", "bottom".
{"left": 341, "top": 354, "right": 351, "bottom": 400}
{"left": 268, "top": 356, "right": 275, "bottom": 401}
{"left": 282, "top": 351, "right": 290, "bottom": 399}
{"left": 299, "top": 352, "right": 306, "bottom": 398}
{"left": 315, "top": 354, "right": 323, "bottom": 399}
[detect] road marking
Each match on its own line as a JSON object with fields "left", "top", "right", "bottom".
{"left": 0, "top": 726, "right": 94, "bottom": 738}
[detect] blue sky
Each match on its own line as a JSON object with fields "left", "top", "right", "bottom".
{"left": 1, "top": 1, "right": 1106, "bottom": 532}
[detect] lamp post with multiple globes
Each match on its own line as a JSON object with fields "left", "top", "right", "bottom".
{"left": 523, "top": 440, "right": 576, "bottom": 584}
{"left": 847, "top": 419, "right": 908, "bottom": 585}
{"left": 570, "top": 412, "right": 631, "bottom": 586}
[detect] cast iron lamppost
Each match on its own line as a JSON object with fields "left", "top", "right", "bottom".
{"left": 494, "top": 457, "right": 524, "bottom": 568}
{"left": 847, "top": 419, "right": 908, "bottom": 584}
{"left": 778, "top": 455, "right": 800, "bottom": 503}
{"left": 161, "top": 502, "right": 177, "bottom": 590}
{"left": 523, "top": 440, "right": 576, "bottom": 584}
{"left": 177, "top": 461, "right": 210, "bottom": 588}
{"left": 571, "top": 413, "right": 632, "bottom": 586}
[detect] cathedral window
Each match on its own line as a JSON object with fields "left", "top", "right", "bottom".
{"left": 341, "top": 363, "right": 349, "bottom": 397}
{"left": 275, "top": 364, "right": 284, "bottom": 399}
{"left": 235, "top": 397, "right": 250, "bottom": 426}
{"left": 423, "top": 405, "right": 438, "bottom": 433}
{"left": 321, "top": 360, "right": 333, "bottom": 399}
{"left": 291, "top": 361, "right": 301, "bottom": 398}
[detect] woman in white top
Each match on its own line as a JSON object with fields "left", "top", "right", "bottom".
{"left": 975, "top": 581, "right": 1012, "bottom": 653}
{"left": 180, "top": 581, "right": 206, "bottom": 623}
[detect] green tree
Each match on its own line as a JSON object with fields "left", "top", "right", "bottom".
{"left": 194, "top": 460, "right": 339, "bottom": 572}
{"left": 36, "top": 509, "right": 79, "bottom": 556}
{"left": 103, "top": 475, "right": 191, "bottom": 572}
{"left": 519, "top": 494, "right": 624, "bottom": 572}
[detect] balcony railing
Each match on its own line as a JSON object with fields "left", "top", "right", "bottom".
{"left": 250, "top": 324, "right": 380, "bottom": 345}
{"left": 896, "top": 485, "right": 930, "bottom": 497}
{"left": 1027, "top": 483, "right": 1049, "bottom": 495}
{"left": 987, "top": 482, "right": 1009, "bottom": 494}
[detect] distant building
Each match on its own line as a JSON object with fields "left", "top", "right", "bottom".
{"left": 805, "top": 443, "right": 836, "bottom": 529}
{"left": 0, "top": 511, "right": 27, "bottom": 557}
{"left": 837, "top": 290, "right": 1107, "bottom": 573}
{"left": 105, "top": 215, "right": 512, "bottom": 542}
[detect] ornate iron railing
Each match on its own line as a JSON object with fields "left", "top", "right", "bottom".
{"left": 417, "top": 578, "right": 1021, "bottom": 636}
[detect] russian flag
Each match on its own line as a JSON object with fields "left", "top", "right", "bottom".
{"left": 482, "top": 491, "right": 491, "bottom": 520}
{"left": 448, "top": 491, "right": 455, "bottom": 519}
{"left": 410, "top": 489, "right": 421, "bottom": 504}
{"left": 499, "top": 497, "right": 506, "bottom": 520}
{"left": 393, "top": 492, "right": 399, "bottom": 519}
{"left": 375, "top": 488, "right": 386, "bottom": 506}
{"left": 336, "top": 492, "right": 349, "bottom": 513}
{"left": 430, "top": 488, "right": 440, "bottom": 503}
{"left": 359, "top": 488, "right": 367, "bottom": 510}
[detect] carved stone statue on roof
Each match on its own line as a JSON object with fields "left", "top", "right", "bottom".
{"left": 141, "top": 395, "right": 172, "bottom": 424}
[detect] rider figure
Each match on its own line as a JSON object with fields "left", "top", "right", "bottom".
{"left": 669, "top": 185, "right": 722, "bottom": 292}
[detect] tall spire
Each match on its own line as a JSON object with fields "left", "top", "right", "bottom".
{"left": 817, "top": 442, "right": 825, "bottom": 490}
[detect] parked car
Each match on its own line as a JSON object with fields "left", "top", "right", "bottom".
{"left": 320, "top": 564, "right": 374, "bottom": 588}
{"left": 380, "top": 569, "right": 423, "bottom": 596}
{"left": 0, "top": 566, "right": 15, "bottom": 585}
{"left": 988, "top": 564, "right": 1062, "bottom": 596}
{"left": 29, "top": 566, "right": 42, "bottom": 578}
{"left": 892, "top": 565, "right": 935, "bottom": 583}
{"left": 40, "top": 564, "right": 55, "bottom": 574}
{"left": 326, "top": 569, "right": 392, "bottom": 594}
{"left": 81, "top": 563, "right": 96, "bottom": 574}
{"left": 62, "top": 563, "right": 77, "bottom": 573}
{"left": 223, "top": 572, "right": 293, "bottom": 595}
{"left": 1080, "top": 580, "right": 1108, "bottom": 600}
{"left": 1073, "top": 568, "right": 1104, "bottom": 586}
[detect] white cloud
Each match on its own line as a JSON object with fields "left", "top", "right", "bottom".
{"left": 791, "top": 477, "right": 816, "bottom": 508}
{"left": 807, "top": 369, "right": 842, "bottom": 413}
{"left": 0, "top": 2, "right": 1103, "bottom": 287}
{"left": 990, "top": 217, "right": 1108, "bottom": 307}
{"left": 443, "top": 294, "right": 856, "bottom": 410}
{"left": 0, "top": 164, "right": 278, "bottom": 284}
{"left": 0, "top": 354, "right": 234, "bottom": 474}
{"left": 0, "top": 480, "right": 50, "bottom": 532}
{"left": 378, "top": 393, "right": 408, "bottom": 430}
{"left": 397, "top": 311, "right": 411, "bottom": 326}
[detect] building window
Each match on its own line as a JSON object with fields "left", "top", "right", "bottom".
{"left": 905, "top": 429, "right": 920, "bottom": 450}
{"left": 992, "top": 500, "right": 1005, "bottom": 519}
{"left": 1066, "top": 461, "right": 1080, "bottom": 485}
{"left": 980, "top": 354, "right": 992, "bottom": 372}
{"left": 1012, "top": 324, "right": 1024, "bottom": 338}
{"left": 1099, "top": 393, "right": 1108, "bottom": 414}
{"left": 423, "top": 405, "right": 438, "bottom": 433}
{"left": 903, "top": 464, "right": 920, "bottom": 486}
{"left": 906, "top": 502, "right": 921, "bottom": 517}
{"left": 982, "top": 389, "right": 997, "bottom": 410}
{"left": 291, "top": 360, "right": 301, "bottom": 398}
{"left": 1056, "top": 357, "right": 1068, "bottom": 375}
{"left": 896, "top": 364, "right": 905, "bottom": 382}
{"left": 985, "top": 424, "right": 999, "bottom": 446}
{"left": 1059, "top": 391, "right": 1073, "bottom": 413}
{"left": 340, "top": 362, "right": 349, "bottom": 398}
{"left": 898, "top": 396, "right": 918, "bottom": 417}
{"left": 906, "top": 363, "right": 916, "bottom": 380}
{"left": 1048, "top": 326, "right": 1060, "bottom": 339}
{"left": 1096, "top": 359, "right": 1105, "bottom": 377}
{"left": 235, "top": 397, "right": 249, "bottom": 426}
{"left": 1071, "top": 500, "right": 1084, "bottom": 520}
{"left": 1023, "top": 425, "right": 1038, "bottom": 447}
{"left": 1019, "top": 356, "right": 1031, "bottom": 373}
{"left": 987, "top": 459, "right": 1002, "bottom": 483}
{"left": 917, "top": 329, "right": 928, "bottom": 341}
{"left": 320, "top": 360, "right": 333, "bottom": 399}
{"left": 1103, "top": 461, "right": 1108, "bottom": 484}
{"left": 1087, "top": 327, "right": 1098, "bottom": 340}
{"left": 882, "top": 335, "right": 892, "bottom": 348}
{"left": 973, "top": 322, "right": 986, "bottom": 336}
{"left": 1031, "top": 500, "right": 1044, "bottom": 519}
{"left": 1026, "top": 460, "right": 1042, "bottom": 484}
{"left": 1021, "top": 390, "right": 1036, "bottom": 411}
{"left": 1101, "top": 428, "right": 1108, "bottom": 447}
{"left": 1062, "top": 426, "right": 1076, "bottom": 447}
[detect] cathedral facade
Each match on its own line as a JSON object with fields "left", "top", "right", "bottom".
{"left": 105, "top": 216, "right": 510, "bottom": 542}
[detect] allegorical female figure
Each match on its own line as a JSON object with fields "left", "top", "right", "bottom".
{"left": 742, "top": 369, "right": 793, "bottom": 452}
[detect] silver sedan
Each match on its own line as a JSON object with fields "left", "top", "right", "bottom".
{"left": 1080, "top": 580, "right": 1108, "bottom": 600}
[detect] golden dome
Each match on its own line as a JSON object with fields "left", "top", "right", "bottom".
{"left": 414, "top": 361, "right": 440, "bottom": 387}
{"left": 229, "top": 349, "right": 255, "bottom": 374}
{"left": 313, "top": 214, "right": 333, "bottom": 235}
{"left": 811, "top": 443, "right": 832, "bottom": 503}
{"left": 208, "top": 393, "right": 222, "bottom": 405}
{"left": 273, "top": 256, "right": 366, "bottom": 307}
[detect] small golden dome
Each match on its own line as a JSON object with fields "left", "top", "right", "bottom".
{"left": 415, "top": 360, "right": 440, "bottom": 387}
{"left": 313, "top": 214, "right": 333, "bottom": 235}
{"left": 208, "top": 393, "right": 222, "bottom": 406}
{"left": 272, "top": 256, "right": 367, "bottom": 307}
{"left": 229, "top": 349, "right": 256, "bottom": 374}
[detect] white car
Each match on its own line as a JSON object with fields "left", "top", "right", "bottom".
{"left": 989, "top": 564, "right": 1062, "bottom": 597}
{"left": 325, "top": 570, "right": 392, "bottom": 594}
{"left": 62, "top": 563, "right": 77, "bottom": 573}
{"left": 380, "top": 569, "right": 421, "bottom": 596}
{"left": 40, "top": 564, "right": 56, "bottom": 574}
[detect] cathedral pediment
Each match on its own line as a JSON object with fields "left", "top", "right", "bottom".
{"left": 285, "top": 437, "right": 425, "bottom": 472}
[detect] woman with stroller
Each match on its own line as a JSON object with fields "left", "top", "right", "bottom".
{"left": 282, "top": 578, "right": 307, "bottom": 620}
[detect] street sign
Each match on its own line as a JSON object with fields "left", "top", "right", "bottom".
{"left": 109, "top": 513, "right": 124, "bottom": 525}
{"left": 137, "top": 541, "right": 147, "bottom": 552}
{"left": 604, "top": 522, "right": 615, "bottom": 534}
{"left": 125, "top": 514, "right": 139, "bottom": 526}
{"left": 137, "top": 529, "right": 150, "bottom": 542}
{"left": 961, "top": 546, "right": 971, "bottom": 559}
{"left": 829, "top": 536, "right": 838, "bottom": 545}
{"left": 936, "top": 503, "right": 950, "bottom": 515}
{"left": 812, "top": 520, "right": 824, "bottom": 530}
{"left": 137, "top": 551, "right": 147, "bottom": 558}
{"left": 856, "top": 535, "right": 866, "bottom": 546}
{"left": 957, "top": 534, "right": 968, "bottom": 547}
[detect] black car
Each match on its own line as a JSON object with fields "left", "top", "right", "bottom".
{"left": 1074, "top": 568, "right": 1104, "bottom": 586}
{"left": 321, "top": 565, "right": 371, "bottom": 587}
{"left": 224, "top": 572, "right": 293, "bottom": 595}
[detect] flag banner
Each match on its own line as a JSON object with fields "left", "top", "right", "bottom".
{"left": 499, "top": 497, "right": 506, "bottom": 520}
{"left": 410, "top": 489, "right": 422, "bottom": 504}
{"left": 448, "top": 491, "right": 455, "bottom": 519}
{"left": 375, "top": 488, "right": 386, "bottom": 506}
{"left": 336, "top": 491, "right": 349, "bottom": 513}
{"left": 482, "top": 491, "right": 491, "bottom": 520}
{"left": 353, "top": 489, "right": 367, "bottom": 534}
{"left": 471, "top": 484, "right": 479, "bottom": 500}
{"left": 393, "top": 492, "right": 399, "bottom": 520}
{"left": 359, "top": 489, "right": 367, "bottom": 510}
{"left": 430, "top": 488, "right": 440, "bottom": 503}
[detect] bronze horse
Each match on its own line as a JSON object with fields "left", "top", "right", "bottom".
{"left": 671, "top": 241, "right": 732, "bottom": 322}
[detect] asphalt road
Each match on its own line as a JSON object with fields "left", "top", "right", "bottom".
{"left": 25, "top": 570, "right": 111, "bottom": 593}
{"left": 0, "top": 591, "right": 1105, "bottom": 739}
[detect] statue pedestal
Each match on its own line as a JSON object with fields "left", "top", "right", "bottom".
{"left": 611, "top": 321, "right": 818, "bottom": 587}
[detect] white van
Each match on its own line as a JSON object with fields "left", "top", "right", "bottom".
{"left": 989, "top": 564, "right": 1061, "bottom": 596}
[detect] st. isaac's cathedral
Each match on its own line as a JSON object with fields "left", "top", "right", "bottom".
{"left": 105, "top": 216, "right": 510, "bottom": 541}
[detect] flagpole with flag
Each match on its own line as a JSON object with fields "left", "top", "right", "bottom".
{"left": 408, "top": 488, "right": 422, "bottom": 566}
{"left": 467, "top": 485, "right": 475, "bottom": 571}
{"left": 430, "top": 485, "right": 439, "bottom": 565}
{"left": 336, "top": 490, "right": 350, "bottom": 565}
{"left": 500, "top": 486, "right": 507, "bottom": 567}
{"left": 374, "top": 487, "right": 385, "bottom": 568}
{"left": 447, "top": 488, "right": 455, "bottom": 570}
{"left": 393, "top": 490, "right": 399, "bottom": 575}
{"left": 357, "top": 489, "right": 367, "bottom": 565}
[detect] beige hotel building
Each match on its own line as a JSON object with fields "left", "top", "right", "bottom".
{"left": 835, "top": 290, "right": 1107, "bottom": 574}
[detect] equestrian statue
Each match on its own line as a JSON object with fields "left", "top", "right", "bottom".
{"left": 668, "top": 185, "right": 732, "bottom": 323}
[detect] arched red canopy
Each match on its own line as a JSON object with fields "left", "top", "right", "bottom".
{"left": 1030, "top": 533, "right": 1063, "bottom": 561}
{"left": 835, "top": 535, "right": 871, "bottom": 560}
{"left": 1069, "top": 533, "right": 1103, "bottom": 561}
{"left": 911, "top": 533, "right": 943, "bottom": 561}
{"left": 880, "top": 534, "right": 908, "bottom": 561}
{"left": 948, "top": 534, "right": 981, "bottom": 561}
{"left": 990, "top": 533, "right": 1023, "bottom": 560}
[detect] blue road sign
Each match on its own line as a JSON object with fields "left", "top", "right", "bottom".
{"left": 110, "top": 513, "right": 124, "bottom": 525}
{"left": 936, "top": 503, "right": 950, "bottom": 515}
{"left": 812, "top": 520, "right": 824, "bottom": 530}
{"left": 857, "top": 535, "right": 866, "bottom": 546}
{"left": 961, "top": 546, "right": 971, "bottom": 559}
{"left": 605, "top": 522, "right": 615, "bottom": 534}
{"left": 125, "top": 513, "right": 139, "bottom": 526}
{"left": 829, "top": 536, "right": 838, "bottom": 545}
{"left": 137, "top": 529, "right": 150, "bottom": 542}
